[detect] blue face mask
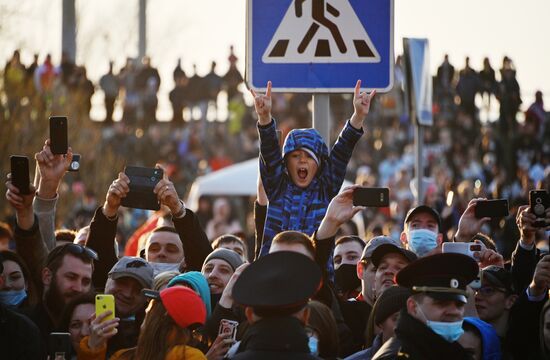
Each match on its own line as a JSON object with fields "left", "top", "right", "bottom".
{"left": 0, "top": 289, "right": 27, "bottom": 306}
{"left": 416, "top": 302, "right": 464, "bottom": 342}
{"left": 408, "top": 229, "right": 438, "bottom": 257}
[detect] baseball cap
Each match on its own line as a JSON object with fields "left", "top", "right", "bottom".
{"left": 109, "top": 256, "right": 154, "bottom": 289}
{"left": 481, "top": 266, "right": 515, "bottom": 294}
{"left": 361, "top": 235, "right": 403, "bottom": 261}
{"left": 143, "top": 286, "right": 206, "bottom": 329}
{"left": 371, "top": 243, "right": 418, "bottom": 268}
{"left": 404, "top": 205, "right": 442, "bottom": 231}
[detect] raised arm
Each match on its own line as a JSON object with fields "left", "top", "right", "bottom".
{"left": 6, "top": 175, "right": 45, "bottom": 290}
{"left": 454, "top": 198, "right": 491, "bottom": 242}
{"left": 327, "top": 81, "right": 372, "bottom": 195}
{"left": 153, "top": 166, "right": 213, "bottom": 271}
{"left": 33, "top": 139, "right": 73, "bottom": 250}
{"left": 252, "top": 81, "right": 285, "bottom": 200}
{"left": 87, "top": 172, "right": 129, "bottom": 290}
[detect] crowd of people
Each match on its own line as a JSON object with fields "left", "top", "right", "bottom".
{"left": 1, "top": 47, "right": 550, "bottom": 359}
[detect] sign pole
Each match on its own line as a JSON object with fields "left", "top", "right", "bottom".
{"left": 414, "top": 119, "right": 424, "bottom": 205}
{"left": 312, "top": 94, "right": 331, "bottom": 146}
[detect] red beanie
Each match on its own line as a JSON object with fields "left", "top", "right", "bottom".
{"left": 160, "top": 286, "right": 206, "bottom": 329}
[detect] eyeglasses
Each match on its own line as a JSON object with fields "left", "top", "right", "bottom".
{"left": 46, "top": 243, "right": 98, "bottom": 267}
{"left": 475, "top": 286, "right": 507, "bottom": 297}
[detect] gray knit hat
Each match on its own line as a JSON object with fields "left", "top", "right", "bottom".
{"left": 203, "top": 248, "right": 244, "bottom": 271}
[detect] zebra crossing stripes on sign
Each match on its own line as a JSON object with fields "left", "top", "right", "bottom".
{"left": 263, "top": 0, "right": 380, "bottom": 63}
{"left": 246, "top": 0, "right": 394, "bottom": 93}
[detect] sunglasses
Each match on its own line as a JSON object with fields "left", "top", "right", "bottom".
{"left": 46, "top": 243, "right": 98, "bottom": 267}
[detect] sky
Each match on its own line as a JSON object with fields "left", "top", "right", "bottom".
{"left": 1, "top": 0, "right": 549, "bottom": 119}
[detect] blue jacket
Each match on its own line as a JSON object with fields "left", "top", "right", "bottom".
{"left": 463, "top": 317, "right": 502, "bottom": 360}
{"left": 258, "top": 119, "right": 363, "bottom": 263}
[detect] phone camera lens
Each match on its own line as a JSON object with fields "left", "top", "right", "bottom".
{"left": 536, "top": 198, "right": 541, "bottom": 204}
{"left": 150, "top": 176, "right": 156, "bottom": 181}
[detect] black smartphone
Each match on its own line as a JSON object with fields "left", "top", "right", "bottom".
{"left": 120, "top": 166, "right": 163, "bottom": 210}
{"left": 530, "top": 190, "right": 550, "bottom": 227}
{"left": 68, "top": 154, "right": 81, "bottom": 172}
{"left": 352, "top": 187, "right": 389, "bottom": 207}
{"left": 49, "top": 116, "right": 68, "bottom": 154}
{"left": 474, "top": 199, "right": 509, "bottom": 218}
{"left": 49, "top": 332, "right": 72, "bottom": 359}
{"left": 10, "top": 155, "right": 30, "bottom": 194}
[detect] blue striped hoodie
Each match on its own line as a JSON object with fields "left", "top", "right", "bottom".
{"left": 258, "top": 119, "right": 363, "bottom": 270}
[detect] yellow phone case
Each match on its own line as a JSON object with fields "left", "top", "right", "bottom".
{"left": 95, "top": 294, "right": 115, "bottom": 322}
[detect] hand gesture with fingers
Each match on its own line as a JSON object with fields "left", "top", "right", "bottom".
{"left": 455, "top": 198, "right": 491, "bottom": 242}
{"left": 88, "top": 311, "right": 120, "bottom": 351}
{"left": 250, "top": 81, "right": 272, "bottom": 125}
{"left": 153, "top": 165, "right": 183, "bottom": 216}
{"left": 103, "top": 172, "right": 130, "bottom": 218}
{"left": 35, "top": 139, "right": 73, "bottom": 199}
{"left": 350, "top": 80, "right": 376, "bottom": 128}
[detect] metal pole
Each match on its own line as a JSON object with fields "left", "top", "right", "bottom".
{"left": 312, "top": 94, "right": 331, "bottom": 146}
{"left": 61, "top": 0, "right": 77, "bottom": 62}
{"left": 138, "top": 0, "right": 147, "bottom": 59}
{"left": 414, "top": 120, "right": 424, "bottom": 205}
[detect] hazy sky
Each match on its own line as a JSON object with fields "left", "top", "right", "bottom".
{"left": 1, "top": 0, "right": 549, "bottom": 113}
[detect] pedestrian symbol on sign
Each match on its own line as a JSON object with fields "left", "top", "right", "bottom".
{"left": 263, "top": 0, "right": 381, "bottom": 64}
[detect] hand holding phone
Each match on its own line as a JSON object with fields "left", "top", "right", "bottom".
{"left": 530, "top": 190, "right": 550, "bottom": 227}
{"left": 95, "top": 294, "right": 115, "bottom": 322}
{"left": 474, "top": 199, "right": 509, "bottom": 219}
{"left": 49, "top": 116, "right": 68, "bottom": 155}
{"left": 352, "top": 187, "right": 389, "bottom": 207}
{"left": 120, "top": 166, "right": 163, "bottom": 210}
{"left": 10, "top": 155, "right": 31, "bottom": 194}
{"left": 218, "top": 319, "right": 239, "bottom": 343}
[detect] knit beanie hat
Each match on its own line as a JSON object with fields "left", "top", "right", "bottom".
{"left": 168, "top": 271, "right": 212, "bottom": 318}
{"left": 203, "top": 248, "right": 244, "bottom": 272}
{"left": 374, "top": 286, "right": 412, "bottom": 325}
{"left": 159, "top": 286, "right": 206, "bottom": 329}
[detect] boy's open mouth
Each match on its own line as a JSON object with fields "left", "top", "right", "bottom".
{"left": 298, "top": 167, "right": 308, "bottom": 180}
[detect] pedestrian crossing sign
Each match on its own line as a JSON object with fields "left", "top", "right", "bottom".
{"left": 246, "top": 0, "right": 394, "bottom": 93}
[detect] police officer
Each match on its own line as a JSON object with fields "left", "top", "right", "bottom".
{"left": 373, "top": 253, "right": 478, "bottom": 360}
{"left": 232, "top": 251, "right": 322, "bottom": 359}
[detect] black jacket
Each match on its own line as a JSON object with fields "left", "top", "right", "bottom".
{"left": 233, "top": 316, "right": 320, "bottom": 360}
{"left": 372, "top": 310, "right": 473, "bottom": 360}
{"left": 1, "top": 303, "right": 42, "bottom": 359}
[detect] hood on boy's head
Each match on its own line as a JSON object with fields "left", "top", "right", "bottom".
{"left": 282, "top": 128, "right": 328, "bottom": 166}
{"left": 463, "top": 317, "right": 501, "bottom": 360}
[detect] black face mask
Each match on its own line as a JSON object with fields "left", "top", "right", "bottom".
{"left": 334, "top": 264, "right": 361, "bottom": 292}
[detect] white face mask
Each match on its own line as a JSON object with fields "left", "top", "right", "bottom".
{"left": 407, "top": 229, "right": 438, "bottom": 257}
{"left": 150, "top": 262, "right": 180, "bottom": 277}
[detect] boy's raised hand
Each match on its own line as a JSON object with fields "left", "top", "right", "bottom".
{"left": 350, "top": 79, "right": 376, "bottom": 129}
{"left": 250, "top": 81, "right": 272, "bottom": 125}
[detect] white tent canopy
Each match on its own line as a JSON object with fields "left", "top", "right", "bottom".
{"left": 186, "top": 158, "right": 364, "bottom": 237}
